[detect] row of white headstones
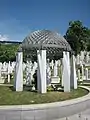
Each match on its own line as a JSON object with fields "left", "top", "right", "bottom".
{"left": 77, "top": 64, "right": 90, "bottom": 81}
{"left": 0, "top": 60, "right": 61, "bottom": 84}
{"left": 76, "top": 51, "right": 90, "bottom": 65}
{"left": 0, "top": 61, "right": 16, "bottom": 83}
{"left": 0, "top": 61, "right": 64, "bottom": 90}
{"left": 76, "top": 51, "right": 90, "bottom": 81}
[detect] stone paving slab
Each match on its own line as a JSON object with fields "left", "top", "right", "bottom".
{"left": 57, "top": 108, "right": 90, "bottom": 120}
{"left": 0, "top": 108, "right": 90, "bottom": 120}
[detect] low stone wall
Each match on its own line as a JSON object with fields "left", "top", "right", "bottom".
{"left": 0, "top": 86, "right": 90, "bottom": 120}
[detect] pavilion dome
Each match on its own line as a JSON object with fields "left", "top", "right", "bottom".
{"left": 21, "top": 30, "right": 71, "bottom": 58}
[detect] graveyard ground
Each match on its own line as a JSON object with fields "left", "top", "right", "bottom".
{"left": 0, "top": 85, "right": 88, "bottom": 105}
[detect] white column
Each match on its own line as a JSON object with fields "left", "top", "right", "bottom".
{"left": 66, "top": 52, "right": 70, "bottom": 77}
{"left": 37, "top": 50, "right": 47, "bottom": 93}
{"left": 81, "top": 64, "right": 84, "bottom": 80}
{"left": 0, "top": 64, "right": 1, "bottom": 81}
{"left": 62, "top": 51, "right": 70, "bottom": 92}
{"left": 37, "top": 66, "right": 41, "bottom": 91}
{"left": 14, "top": 51, "right": 23, "bottom": 91}
{"left": 51, "top": 60, "right": 54, "bottom": 69}
{"left": 70, "top": 55, "right": 77, "bottom": 89}
{"left": 85, "top": 68, "right": 88, "bottom": 80}
{"left": 37, "top": 50, "right": 42, "bottom": 92}
{"left": 61, "top": 59, "right": 64, "bottom": 86}
{"left": 41, "top": 50, "right": 46, "bottom": 93}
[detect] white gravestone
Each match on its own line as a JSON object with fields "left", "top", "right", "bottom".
{"left": 14, "top": 51, "right": 23, "bottom": 91}
{"left": 62, "top": 52, "right": 70, "bottom": 92}
{"left": 46, "top": 62, "right": 51, "bottom": 85}
{"left": 7, "top": 62, "right": 11, "bottom": 83}
{"left": 85, "top": 68, "right": 88, "bottom": 80}
{"left": 53, "top": 61, "right": 58, "bottom": 77}
{"left": 51, "top": 60, "right": 60, "bottom": 84}
{"left": 78, "top": 69, "right": 80, "bottom": 81}
{"left": 80, "top": 51, "right": 84, "bottom": 62}
{"left": 76, "top": 54, "right": 80, "bottom": 65}
{"left": 81, "top": 64, "right": 84, "bottom": 80}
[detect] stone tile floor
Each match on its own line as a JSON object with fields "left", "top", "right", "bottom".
{"left": 58, "top": 108, "right": 90, "bottom": 120}
{"left": 0, "top": 108, "right": 90, "bottom": 120}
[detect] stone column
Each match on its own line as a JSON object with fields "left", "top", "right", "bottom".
{"left": 37, "top": 66, "right": 41, "bottom": 91}
{"left": 37, "top": 50, "right": 47, "bottom": 93}
{"left": 37, "top": 50, "right": 42, "bottom": 92}
{"left": 51, "top": 60, "right": 54, "bottom": 69}
{"left": 85, "top": 68, "right": 88, "bottom": 80}
{"left": 14, "top": 51, "right": 23, "bottom": 91}
{"left": 70, "top": 55, "right": 77, "bottom": 89}
{"left": 61, "top": 59, "right": 63, "bottom": 86}
{"left": 81, "top": 64, "right": 84, "bottom": 81}
{"left": 0, "top": 63, "right": 1, "bottom": 81}
{"left": 62, "top": 51, "right": 70, "bottom": 92}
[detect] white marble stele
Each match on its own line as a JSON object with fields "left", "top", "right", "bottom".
{"left": 62, "top": 51, "right": 70, "bottom": 92}
{"left": 14, "top": 51, "right": 23, "bottom": 91}
{"left": 85, "top": 68, "right": 88, "bottom": 80}
{"left": 37, "top": 50, "right": 47, "bottom": 93}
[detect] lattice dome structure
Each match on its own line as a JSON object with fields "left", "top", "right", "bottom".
{"left": 21, "top": 30, "right": 71, "bottom": 59}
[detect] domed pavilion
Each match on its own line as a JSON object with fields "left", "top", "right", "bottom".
{"left": 14, "top": 30, "right": 77, "bottom": 93}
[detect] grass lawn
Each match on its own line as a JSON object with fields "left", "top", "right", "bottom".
{"left": 0, "top": 86, "right": 89, "bottom": 105}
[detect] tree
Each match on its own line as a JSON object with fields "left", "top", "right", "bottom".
{"left": 0, "top": 44, "right": 19, "bottom": 62}
{"left": 64, "top": 20, "right": 90, "bottom": 55}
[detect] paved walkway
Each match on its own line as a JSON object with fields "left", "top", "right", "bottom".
{"left": 58, "top": 108, "right": 90, "bottom": 120}
{"left": 0, "top": 108, "right": 90, "bottom": 120}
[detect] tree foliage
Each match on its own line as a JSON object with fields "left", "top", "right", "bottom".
{"left": 0, "top": 44, "right": 19, "bottom": 62}
{"left": 64, "top": 20, "right": 90, "bottom": 55}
